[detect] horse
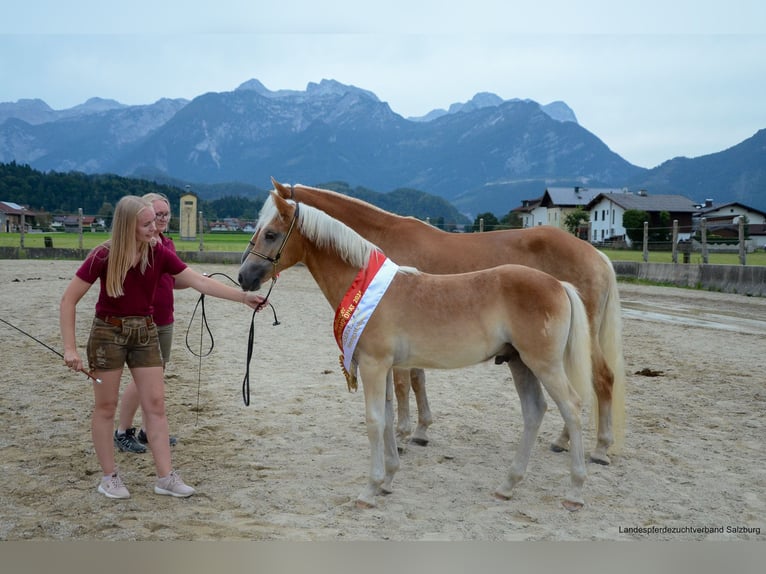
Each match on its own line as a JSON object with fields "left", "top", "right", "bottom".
{"left": 238, "top": 191, "right": 592, "bottom": 511}
{"left": 270, "top": 178, "right": 625, "bottom": 465}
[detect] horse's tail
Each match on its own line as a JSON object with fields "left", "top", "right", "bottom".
{"left": 596, "top": 252, "right": 626, "bottom": 453}
{"left": 561, "top": 281, "right": 593, "bottom": 412}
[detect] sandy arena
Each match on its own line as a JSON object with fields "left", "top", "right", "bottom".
{"left": 0, "top": 259, "right": 764, "bottom": 541}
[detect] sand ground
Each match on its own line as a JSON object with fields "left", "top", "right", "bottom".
{"left": 0, "top": 259, "right": 764, "bottom": 541}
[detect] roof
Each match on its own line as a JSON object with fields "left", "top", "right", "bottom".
{"left": 586, "top": 192, "right": 698, "bottom": 213}
{"left": 0, "top": 201, "right": 31, "bottom": 215}
{"left": 697, "top": 202, "right": 766, "bottom": 219}
{"left": 540, "top": 187, "right": 612, "bottom": 207}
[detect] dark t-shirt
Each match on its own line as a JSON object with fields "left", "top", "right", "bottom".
{"left": 152, "top": 234, "right": 177, "bottom": 326}
{"left": 76, "top": 242, "right": 187, "bottom": 318}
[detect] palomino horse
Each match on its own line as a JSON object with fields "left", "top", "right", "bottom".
{"left": 238, "top": 192, "right": 592, "bottom": 510}
{"left": 271, "top": 179, "right": 625, "bottom": 464}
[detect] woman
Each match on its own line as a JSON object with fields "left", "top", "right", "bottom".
{"left": 114, "top": 193, "right": 179, "bottom": 454}
{"left": 60, "top": 195, "right": 264, "bottom": 499}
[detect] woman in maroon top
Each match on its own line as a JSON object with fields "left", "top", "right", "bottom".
{"left": 60, "top": 195, "right": 265, "bottom": 499}
{"left": 115, "top": 193, "right": 180, "bottom": 454}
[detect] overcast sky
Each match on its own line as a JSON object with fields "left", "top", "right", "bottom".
{"left": 2, "top": 1, "right": 765, "bottom": 169}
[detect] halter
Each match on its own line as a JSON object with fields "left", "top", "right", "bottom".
{"left": 245, "top": 202, "right": 300, "bottom": 276}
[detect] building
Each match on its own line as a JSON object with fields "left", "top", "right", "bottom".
{"left": 513, "top": 187, "right": 616, "bottom": 231}
{"left": 0, "top": 201, "right": 36, "bottom": 233}
{"left": 586, "top": 190, "right": 698, "bottom": 246}
{"left": 695, "top": 200, "right": 766, "bottom": 248}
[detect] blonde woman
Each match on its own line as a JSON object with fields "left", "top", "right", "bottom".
{"left": 114, "top": 193, "right": 179, "bottom": 454}
{"left": 60, "top": 195, "right": 265, "bottom": 499}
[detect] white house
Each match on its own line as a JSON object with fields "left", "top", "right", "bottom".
{"left": 586, "top": 191, "right": 698, "bottom": 246}
{"left": 514, "top": 186, "right": 612, "bottom": 230}
{"left": 695, "top": 200, "right": 766, "bottom": 248}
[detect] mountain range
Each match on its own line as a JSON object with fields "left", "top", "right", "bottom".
{"left": 1, "top": 78, "right": 764, "bottom": 215}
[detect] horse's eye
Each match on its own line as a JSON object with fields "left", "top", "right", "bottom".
{"left": 264, "top": 231, "right": 277, "bottom": 242}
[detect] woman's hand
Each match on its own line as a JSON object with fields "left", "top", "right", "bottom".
{"left": 63, "top": 349, "right": 83, "bottom": 373}
{"left": 243, "top": 292, "right": 267, "bottom": 310}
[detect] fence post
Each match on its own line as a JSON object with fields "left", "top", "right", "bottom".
{"left": 20, "top": 213, "right": 26, "bottom": 248}
{"left": 700, "top": 218, "right": 708, "bottom": 264}
{"left": 78, "top": 208, "right": 83, "bottom": 250}
{"left": 479, "top": 218, "right": 484, "bottom": 233}
{"left": 671, "top": 219, "right": 679, "bottom": 263}
{"left": 198, "top": 210, "right": 204, "bottom": 252}
{"left": 738, "top": 216, "right": 746, "bottom": 266}
{"left": 642, "top": 221, "right": 649, "bottom": 262}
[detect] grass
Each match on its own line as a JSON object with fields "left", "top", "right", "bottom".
{"left": 3, "top": 232, "right": 766, "bottom": 266}
{"left": 1, "top": 231, "right": 251, "bottom": 252}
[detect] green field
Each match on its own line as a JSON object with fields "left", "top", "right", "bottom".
{"left": 1, "top": 231, "right": 252, "bottom": 252}
{"left": 2, "top": 232, "right": 766, "bottom": 266}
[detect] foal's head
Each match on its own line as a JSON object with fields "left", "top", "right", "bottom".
{"left": 238, "top": 191, "right": 302, "bottom": 291}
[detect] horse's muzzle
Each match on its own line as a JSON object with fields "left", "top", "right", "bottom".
{"left": 237, "top": 264, "right": 264, "bottom": 292}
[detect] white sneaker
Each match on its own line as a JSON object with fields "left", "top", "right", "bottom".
{"left": 98, "top": 473, "right": 130, "bottom": 499}
{"left": 154, "top": 470, "right": 195, "bottom": 498}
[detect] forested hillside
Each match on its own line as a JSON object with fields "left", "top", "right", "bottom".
{"left": 0, "top": 162, "right": 470, "bottom": 225}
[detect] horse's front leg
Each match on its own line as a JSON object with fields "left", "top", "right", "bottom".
{"left": 495, "top": 360, "right": 547, "bottom": 500}
{"left": 380, "top": 368, "right": 400, "bottom": 494}
{"left": 357, "top": 362, "right": 399, "bottom": 508}
{"left": 393, "top": 367, "right": 412, "bottom": 448}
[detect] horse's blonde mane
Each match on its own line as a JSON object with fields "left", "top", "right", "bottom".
{"left": 257, "top": 195, "right": 377, "bottom": 269}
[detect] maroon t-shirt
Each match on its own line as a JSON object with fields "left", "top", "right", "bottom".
{"left": 152, "top": 234, "right": 176, "bottom": 326}
{"left": 76, "top": 241, "right": 187, "bottom": 318}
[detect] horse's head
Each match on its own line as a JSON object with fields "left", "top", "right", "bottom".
{"left": 238, "top": 191, "right": 301, "bottom": 291}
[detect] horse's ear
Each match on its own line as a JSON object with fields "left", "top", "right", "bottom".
{"left": 270, "top": 190, "right": 294, "bottom": 220}
{"left": 272, "top": 177, "right": 291, "bottom": 199}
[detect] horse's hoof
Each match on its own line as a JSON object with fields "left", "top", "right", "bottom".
{"left": 355, "top": 499, "right": 376, "bottom": 509}
{"left": 562, "top": 499, "right": 584, "bottom": 512}
{"left": 550, "top": 443, "right": 568, "bottom": 453}
{"left": 589, "top": 454, "right": 611, "bottom": 466}
{"left": 410, "top": 437, "right": 429, "bottom": 447}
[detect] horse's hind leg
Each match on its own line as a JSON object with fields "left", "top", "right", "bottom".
{"left": 495, "top": 360, "right": 547, "bottom": 501}
{"left": 589, "top": 350, "right": 614, "bottom": 465}
{"left": 550, "top": 351, "right": 614, "bottom": 465}
{"left": 538, "top": 370, "right": 587, "bottom": 511}
{"left": 409, "top": 368, "right": 432, "bottom": 446}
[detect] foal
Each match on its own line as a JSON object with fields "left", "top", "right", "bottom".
{"left": 239, "top": 193, "right": 592, "bottom": 510}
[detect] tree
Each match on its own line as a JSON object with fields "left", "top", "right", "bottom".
{"left": 563, "top": 207, "right": 589, "bottom": 235}
{"left": 472, "top": 212, "right": 499, "bottom": 232}
{"left": 622, "top": 209, "right": 649, "bottom": 245}
{"left": 499, "top": 210, "right": 522, "bottom": 229}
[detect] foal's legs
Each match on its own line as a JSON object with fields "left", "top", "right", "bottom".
{"left": 495, "top": 360, "right": 547, "bottom": 500}
{"left": 357, "top": 363, "right": 400, "bottom": 508}
{"left": 538, "top": 369, "right": 587, "bottom": 511}
{"left": 380, "top": 369, "right": 400, "bottom": 495}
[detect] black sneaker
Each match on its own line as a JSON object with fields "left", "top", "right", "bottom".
{"left": 137, "top": 428, "right": 177, "bottom": 447}
{"left": 114, "top": 428, "right": 147, "bottom": 453}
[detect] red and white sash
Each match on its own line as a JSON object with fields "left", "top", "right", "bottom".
{"left": 333, "top": 250, "right": 399, "bottom": 385}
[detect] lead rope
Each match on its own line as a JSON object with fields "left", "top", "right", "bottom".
{"left": 185, "top": 273, "right": 279, "bottom": 422}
